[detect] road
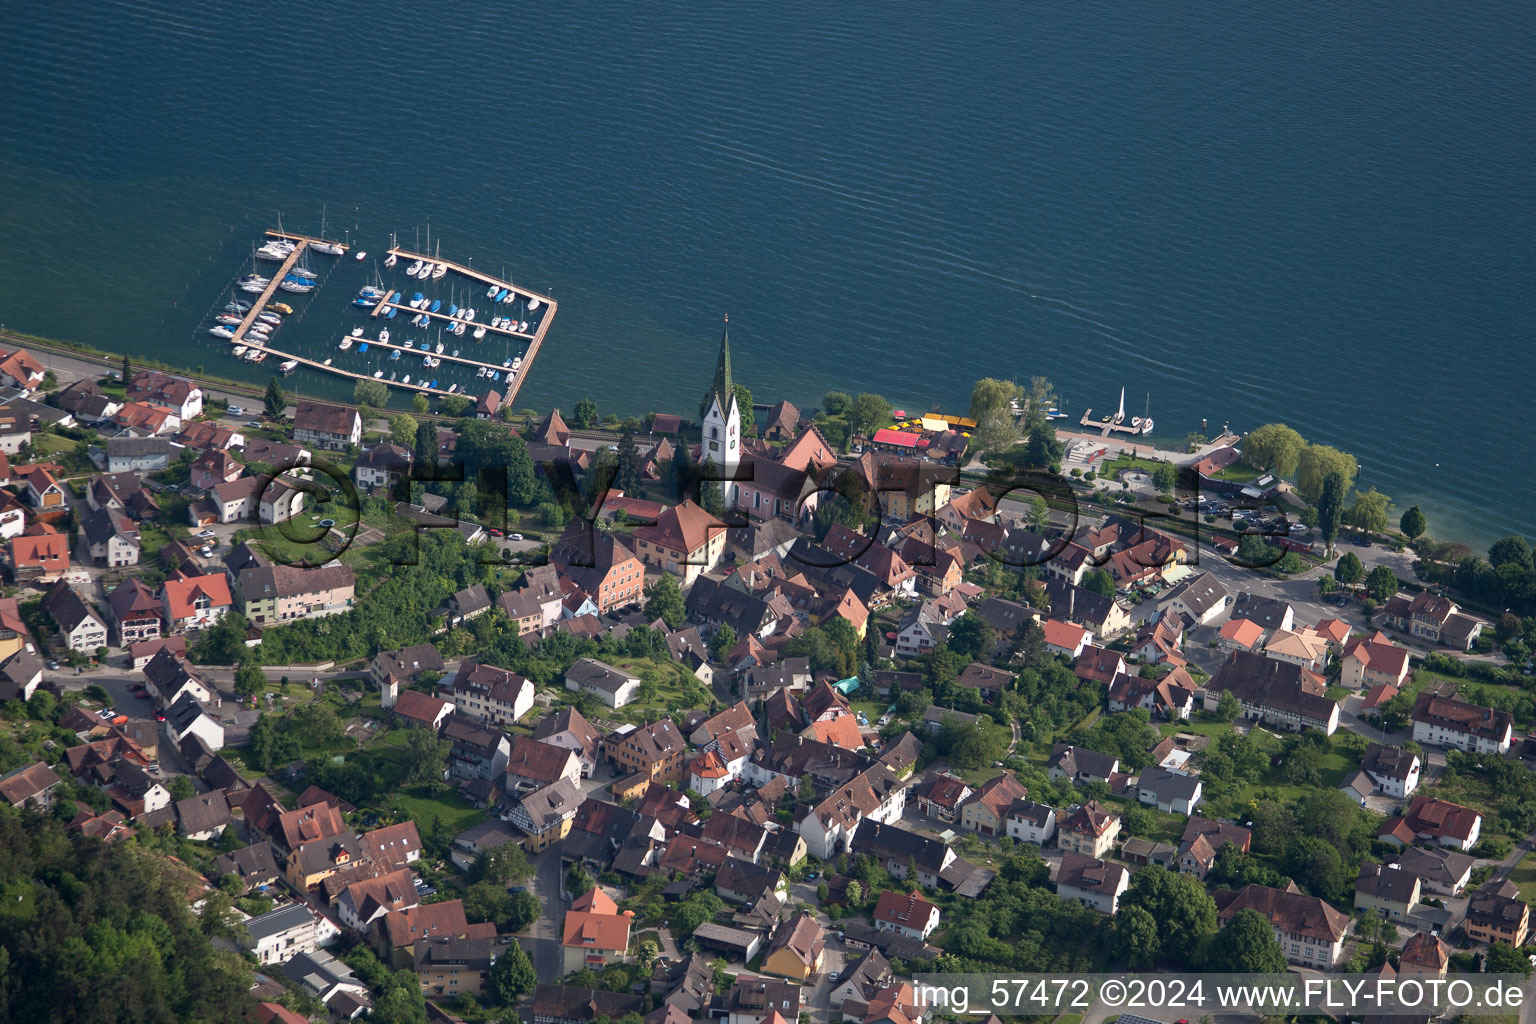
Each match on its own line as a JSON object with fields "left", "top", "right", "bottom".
{"left": 522, "top": 846, "right": 566, "bottom": 982}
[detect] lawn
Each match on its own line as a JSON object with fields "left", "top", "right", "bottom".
{"left": 1509, "top": 853, "right": 1536, "bottom": 906}
{"left": 1207, "top": 460, "right": 1265, "bottom": 482}
{"left": 1157, "top": 716, "right": 1235, "bottom": 739}
{"left": 1095, "top": 454, "right": 1166, "bottom": 479}
{"left": 385, "top": 786, "right": 487, "bottom": 837}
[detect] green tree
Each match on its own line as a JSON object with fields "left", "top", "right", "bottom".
{"left": 411, "top": 392, "right": 430, "bottom": 414}
{"left": 946, "top": 612, "right": 995, "bottom": 662}
{"left": 263, "top": 377, "right": 286, "bottom": 418}
{"left": 1206, "top": 909, "right": 1287, "bottom": 972}
{"left": 488, "top": 942, "right": 537, "bottom": 1005}
{"left": 709, "top": 624, "right": 737, "bottom": 663}
{"left": 972, "top": 408, "right": 1020, "bottom": 456}
{"left": 1022, "top": 494, "right": 1050, "bottom": 531}
{"left": 1316, "top": 471, "right": 1346, "bottom": 556}
{"left": 1242, "top": 424, "right": 1305, "bottom": 477}
{"left": 1152, "top": 461, "right": 1178, "bottom": 494}
{"left": 674, "top": 892, "right": 724, "bottom": 933}
{"left": 403, "top": 728, "right": 451, "bottom": 786}
{"left": 968, "top": 377, "right": 1023, "bottom": 420}
{"left": 1216, "top": 689, "right": 1241, "bottom": 722}
{"left": 1110, "top": 905, "right": 1161, "bottom": 969}
{"left": 1296, "top": 444, "right": 1358, "bottom": 502}
{"left": 1334, "top": 551, "right": 1364, "bottom": 586}
{"left": 1489, "top": 535, "right": 1534, "bottom": 571}
{"left": 823, "top": 391, "right": 852, "bottom": 416}
{"left": 1346, "top": 487, "right": 1393, "bottom": 536}
{"left": 168, "top": 774, "right": 196, "bottom": 802}
{"left": 571, "top": 398, "right": 599, "bottom": 429}
{"left": 414, "top": 420, "right": 437, "bottom": 469}
{"left": 476, "top": 843, "right": 533, "bottom": 885}
{"left": 644, "top": 573, "right": 686, "bottom": 629}
{"left": 1364, "top": 565, "right": 1398, "bottom": 602}
{"left": 121, "top": 352, "right": 131, "bottom": 383}
{"left": 615, "top": 430, "right": 643, "bottom": 495}
{"left": 1118, "top": 866, "right": 1217, "bottom": 962}
{"left": 1082, "top": 569, "right": 1116, "bottom": 599}
{"left": 847, "top": 393, "right": 892, "bottom": 442}
{"left": 233, "top": 662, "right": 265, "bottom": 699}
{"left": 389, "top": 412, "right": 418, "bottom": 448}
{"left": 1021, "top": 423, "right": 1064, "bottom": 471}
{"left": 1486, "top": 941, "right": 1533, "bottom": 977}
{"left": 354, "top": 378, "right": 388, "bottom": 408}
{"left": 1399, "top": 505, "right": 1427, "bottom": 541}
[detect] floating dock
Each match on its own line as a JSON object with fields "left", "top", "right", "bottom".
{"left": 1079, "top": 409, "right": 1154, "bottom": 437}
{"left": 216, "top": 231, "right": 555, "bottom": 406}
{"left": 385, "top": 246, "right": 556, "bottom": 406}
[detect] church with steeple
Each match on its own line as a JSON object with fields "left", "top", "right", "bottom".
{"left": 701, "top": 316, "right": 740, "bottom": 504}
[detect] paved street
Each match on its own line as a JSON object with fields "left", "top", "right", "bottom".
{"left": 522, "top": 847, "right": 566, "bottom": 982}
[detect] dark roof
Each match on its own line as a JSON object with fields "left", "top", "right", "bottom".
{"left": 175, "top": 790, "right": 231, "bottom": 835}
{"left": 1048, "top": 743, "right": 1118, "bottom": 781}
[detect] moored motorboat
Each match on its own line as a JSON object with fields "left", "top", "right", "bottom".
{"left": 373, "top": 370, "right": 383, "bottom": 378}
{"left": 384, "top": 307, "right": 397, "bottom": 318}
{"left": 351, "top": 326, "right": 364, "bottom": 337}
{"left": 224, "top": 300, "right": 251, "bottom": 313}
{"left": 495, "top": 288, "right": 509, "bottom": 302}
{"left": 232, "top": 345, "right": 247, "bottom": 357}
{"left": 215, "top": 315, "right": 241, "bottom": 326}
{"left": 279, "top": 359, "right": 299, "bottom": 373}
{"left": 473, "top": 326, "right": 486, "bottom": 339}
{"left": 406, "top": 260, "right": 424, "bottom": 276}
{"left": 257, "top": 312, "right": 282, "bottom": 326}
{"left": 486, "top": 283, "right": 500, "bottom": 299}
{"left": 209, "top": 325, "right": 235, "bottom": 338}
{"left": 355, "top": 250, "right": 367, "bottom": 261}
{"left": 402, "top": 374, "right": 411, "bottom": 384}
{"left": 390, "top": 350, "right": 400, "bottom": 360}
{"left": 429, "top": 299, "right": 441, "bottom": 313}
{"left": 311, "top": 240, "right": 345, "bottom": 255}
{"left": 435, "top": 342, "right": 444, "bottom": 354}
{"left": 518, "top": 320, "right": 528, "bottom": 332}
{"left": 378, "top": 329, "right": 390, "bottom": 343}
{"left": 289, "top": 266, "right": 317, "bottom": 280}
{"left": 339, "top": 338, "right": 353, "bottom": 351}
{"left": 358, "top": 342, "right": 368, "bottom": 352}
{"left": 239, "top": 279, "right": 268, "bottom": 293}
{"left": 270, "top": 302, "right": 294, "bottom": 314}
{"left": 384, "top": 252, "right": 397, "bottom": 267}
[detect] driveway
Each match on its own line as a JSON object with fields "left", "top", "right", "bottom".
{"left": 523, "top": 846, "right": 566, "bottom": 982}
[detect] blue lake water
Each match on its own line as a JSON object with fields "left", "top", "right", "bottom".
{"left": 0, "top": 1, "right": 1531, "bottom": 545}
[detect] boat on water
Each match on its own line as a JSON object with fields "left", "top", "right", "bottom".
{"left": 239, "top": 279, "right": 268, "bottom": 294}
{"left": 384, "top": 253, "right": 397, "bottom": 268}
{"left": 429, "top": 299, "right": 441, "bottom": 313}
{"left": 353, "top": 296, "right": 374, "bottom": 307}
{"left": 409, "top": 292, "right": 424, "bottom": 308}
{"left": 231, "top": 344, "right": 247, "bottom": 356}
{"left": 402, "top": 374, "right": 411, "bottom": 384}
{"left": 476, "top": 366, "right": 486, "bottom": 378}
{"left": 518, "top": 320, "right": 528, "bottom": 332}
{"left": 388, "top": 291, "right": 401, "bottom": 303}
{"left": 452, "top": 349, "right": 459, "bottom": 358}
{"left": 494, "top": 288, "right": 509, "bottom": 302}
{"left": 503, "top": 358, "right": 513, "bottom": 367}
{"left": 404, "top": 340, "right": 415, "bottom": 349}
{"left": 257, "top": 312, "right": 282, "bottom": 326}
{"left": 339, "top": 339, "right": 353, "bottom": 351}
{"left": 406, "top": 260, "right": 423, "bottom": 276}
{"left": 527, "top": 296, "right": 540, "bottom": 311}
{"left": 453, "top": 323, "right": 466, "bottom": 336}
{"left": 464, "top": 307, "right": 476, "bottom": 321}
{"left": 447, "top": 304, "right": 459, "bottom": 317}
{"left": 270, "top": 302, "right": 293, "bottom": 314}
{"left": 491, "top": 371, "right": 500, "bottom": 382}
{"left": 383, "top": 307, "right": 397, "bottom": 319}
{"left": 389, "top": 371, "right": 397, "bottom": 381}
{"left": 279, "top": 359, "right": 299, "bottom": 373}
{"left": 435, "top": 342, "right": 444, "bottom": 354}
{"left": 278, "top": 280, "right": 314, "bottom": 294}
{"left": 255, "top": 247, "right": 288, "bottom": 261}
{"left": 323, "top": 357, "right": 332, "bottom": 365}
{"left": 215, "top": 315, "right": 241, "bottom": 326}
{"left": 485, "top": 283, "right": 499, "bottom": 299}
{"left": 390, "top": 350, "right": 400, "bottom": 361}
{"left": 355, "top": 250, "right": 366, "bottom": 261}
{"left": 378, "top": 329, "right": 390, "bottom": 343}
{"left": 209, "top": 325, "right": 236, "bottom": 339}
{"left": 358, "top": 343, "right": 369, "bottom": 353}
{"left": 373, "top": 370, "right": 383, "bottom": 378}
{"left": 351, "top": 326, "right": 364, "bottom": 337}
{"left": 249, "top": 351, "right": 267, "bottom": 363}
{"left": 431, "top": 263, "right": 446, "bottom": 279}
{"left": 289, "top": 266, "right": 318, "bottom": 281}
{"left": 311, "top": 239, "right": 344, "bottom": 256}
{"left": 224, "top": 301, "right": 251, "bottom": 313}
{"left": 473, "top": 326, "right": 486, "bottom": 340}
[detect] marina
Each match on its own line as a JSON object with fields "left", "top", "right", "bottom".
{"left": 203, "top": 229, "right": 555, "bottom": 405}
{"left": 1080, "top": 387, "right": 1155, "bottom": 437}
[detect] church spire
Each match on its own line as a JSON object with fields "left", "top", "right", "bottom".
{"left": 711, "top": 314, "right": 733, "bottom": 410}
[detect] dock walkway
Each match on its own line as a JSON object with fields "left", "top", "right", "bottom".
{"left": 231, "top": 242, "right": 307, "bottom": 345}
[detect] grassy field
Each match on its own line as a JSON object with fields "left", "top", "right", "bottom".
{"left": 384, "top": 786, "right": 487, "bottom": 836}
{"left": 1207, "top": 460, "right": 1265, "bottom": 482}
{"left": 1157, "top": 716, "right": 1234, "bottom": 739}
{"left": 1509, "top": 853, "right": 1536, "bottom": 906}
{"left": 1096, "top": 454, "right": 1166, "bottom": 479}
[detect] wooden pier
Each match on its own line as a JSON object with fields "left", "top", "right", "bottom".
{"left": 265, "top": 228, "right": 349, "bottom": 254}
{"left": 234, "top": 340, "right": 457, "bottom": 397}
{"left": 230, "top": 241, "right": 308, "bottom": 346}
{"left": 386, "top": 246, "right": 556, "bottom": 406}
{"left": 369, "top": 299, "right": 535, "bottom": 341}
{"left": 1079, "top": 409, "right": 1154, "bottom": 438}
{"left": 338, "top": 333, "right": 522, "bottom": 378}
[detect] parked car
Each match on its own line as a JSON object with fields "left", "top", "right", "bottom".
{"left": 246, "top": 421, "right": 262, "bottom": 429}
{"left": 509, "top": 533, "right": 524, "bottom": 541}
{"left": 228, "top": 406, "right": 243, "bottom": 417}
{"left": 197, "top": 529, "right": 215, "bottom": 539}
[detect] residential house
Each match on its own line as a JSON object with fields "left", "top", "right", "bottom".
{"left": 1378, "top": 795, "right": 1482, "bottom": 852}
{"left": 1217, "top": 618, "right": 1266, "bottom": 653}
{"left": 1398, "top": 932, "right": 1450, "bottom": 978}
{"left": 0, "top": 650, "right": 43, "bottom": 703}
{"left": 510, "top": 777, "right": 581, "bottom": 852}
{"left": 175, "top": 790, "right": 232, "bottom": 840}
{"left": 1382, "top": 591, "right": 1485, "bottom": 650}
{"left": 533, "top": 706, "right": 601, "bottom": 778}
{"left": 190, "top": 450, "right": 242, "bottom": 492}
{"left": 1340, "top": 633, "right": 1412, "bottom": 690}
{"left": 126, "top": 370, "right": 202, "bottom": 420}
{"left": 959, "top": 774, "right": 1028, "bottom": 836}
{"left": 1175, "top": 818, "right": 1251, "bottom": 880}
{"left": 1038, "top": 582, "right": 1130, "bottom": 641}
{"left": 1157, "top": 572, "right": 1229, "bottom": 626}
{"left": 246, "top": 903, "right": 340, "bottom": 966}
{"left": 414, "top": 934, "right": 508, "bottom": 998}
{"left": 1042, "top": 619, "right": 1092, "bottom": 658}
{"left": 763, "top": 912, "right": 825, "bottom": 982}
{"left": 446, "top": 659, "right": 535, "bottom": 728}
{"left": 1203, "top": 650, "right": 1339, "bottom": 735}
{"left": 1465, "top": 889, "right": 1529, "bottom": 947}
{"left": 1047, "top": 744, "right": 1120, "bottom": 786}
{"left": 1212, "top": 883, "right": 1349, "bottom": 968}
{"left": 798, "top": 764, "right": 905, "bottom": 859}
{"left": 1107, "top": 670, "right": 1197, "bottom": 720}
{"left": 506, "top": 736, "right": 583, "bottom": 793}
{"left": 550, "top": 527, "right": 646, "bottom": 615}
{"left": 337, "top": 868, "right": 420, "bottom": 934}
{"left": 371, "top": 643, "right": 444, "bottom": 709}
{"left": 1360, "top": 743, "right": 1421, "bottom": 798}
{"left": 1004, "top": 799, "right": 1057, "bottom": 845}
{"left": 81, "top": 508, "right": 140, "bottom": 567}
{"left": 1134, "top": 768, "right": 1203, "bottom": 815}
{"left": 360, "top": 820, "right": 424, "bottom": 870}
{"left": 1354, "top": 863, "right": 1422, "bottom": 921}
{"left": 1262, "top": 627, "right": 1330, "bottom": 673}
{"left": 8, "top": 523, "right": 70, "bottom": 582}
{"left": 0, "top": 761, "right": 61, "bottom": 809}
{"left": 872, "top": 890, "right": 941, "bottom": 940}
{"left": 57, "top": 380, "right": 123, "bottom": 423}
{"left": 721, "top": 977, "right": 800, "bottom": 1024}
{"left": 1057, "top": 801, "right": 1121, "bottom": 860}
{"left": 564, "top": 658, "right": 641, "bottom": 709}
{"left": 212, "top": 843, "right": 281, "bottom": 894}
{"left": 293, "top": 400, "right": 362, "bottom": 450}
{"left": 1230, "top": 593, "right": 1295, "bottom": 637}
{"left": 1389, "top": 846, "right": 1474, "bottom": 898}
{"left": 562, "top": 887, "right": 631, "bottom": 974}
{"left": 105, "top": 436, "right": 174, "bottom": 473}
{"left": 446, "top": 584, "right": 492, "bottom": 626}
{"left": 19, "top": 465, "right": 65, "bottom": 510}
{"left": 42, "top": 582, "right": 108, "bottom": 653}
{"left": 1055, "top": 853, "right": 1129, "bottom": 915}
{"left": 632, "top": 500, "right": 727, "bottom": 585}
{"left": 356, "top": 444, "right": 413, "bottom": 490}
{"left": 162, "top": 573, "right": 233, "bottom": 633}
{"left": 1410, "top": 692, "right": 1512, "bottom": 754}
{"left": 392, "top": 691, "right": 454, "bottom": 731}
{"left": 913, "top": 774, "right": 972, "bottom": 824}
{"left": 165, "top": 693, "right": 224, "bottom": 752}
